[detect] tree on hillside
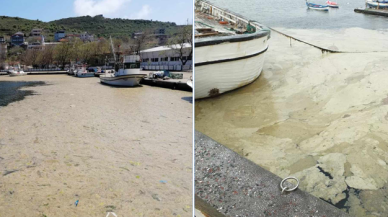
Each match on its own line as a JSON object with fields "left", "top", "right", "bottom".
{"left": 132, "top": 30, "right": 151, "bottom": 55}
{"left": 21, "top": 49, "right": 40, "bottom": 67}
{"left": 8, "top": 46, "right": 24, "bottom": 57}
{"left": 70, "top": 38, "right": 84, "bottom": 62}
{"left": 168, "top": 25, "right": 192, "bottom": 69}
{"left": 54, "top": 42, "right": 72, "bottom": 69}
{"left": 79, "top": 42, "right": 95, "bottom": 64}
{"left": 37, "top": 45, "right": 55, "bottom": 68}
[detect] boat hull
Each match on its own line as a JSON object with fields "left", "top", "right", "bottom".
{"left": 327, "top": 5, "right": 339, "bottom": 8}
{"left": 195, "top": 48, "right": 267, "bottom": 99}
{"left": 8, "top": 70, "right": 27, "bottom": 76}
{"left": 195, "top": 31, "right": 269, "bottom": 99}
{"left": 75, "top": 73, "right": 94, "bottom": 78}
{"left": 9, "top": 73, "right": 27, "bottom": 76}
{"left": 306, "top": 2, "right": 329, "bottom": 11}
{"left": 100, "top": 74, "right": 146, "bottom": 87}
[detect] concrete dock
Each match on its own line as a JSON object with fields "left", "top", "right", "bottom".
{"left": 195, "top": 131, "right": 349, "bottom": 217}
{"left": 141, "top": 71, "right": 192, "bottom": 91}
{"left": 354, "top": 8, "right": 388, "bottom": 17}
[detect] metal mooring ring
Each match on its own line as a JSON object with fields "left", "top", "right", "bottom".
{"left": 280, "top": 177, "right": 299, "bottom": 193}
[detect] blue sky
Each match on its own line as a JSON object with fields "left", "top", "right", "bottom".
{"left": 0, "top": 0, "right": 193, "bottom": 25}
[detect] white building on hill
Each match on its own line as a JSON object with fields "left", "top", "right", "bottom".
{"left": 139, "top": 43, "right": 192, "bottom": 71}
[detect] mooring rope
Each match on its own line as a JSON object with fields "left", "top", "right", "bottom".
{"left": 269, "top": 27, "right": 388, "bottom": 54}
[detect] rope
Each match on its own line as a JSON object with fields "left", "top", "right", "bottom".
{"left": 269, "top": 27, "right": 388, "bottom": 54}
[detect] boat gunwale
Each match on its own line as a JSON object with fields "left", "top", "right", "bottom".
{"left": 100, "top": 74, "right": 147, "bottom": 81}
{"left": 195, "top": 46, "right": 268, "bottom": 66}
{"left": 195, "top": 0, "right": 270, "bottom": 48}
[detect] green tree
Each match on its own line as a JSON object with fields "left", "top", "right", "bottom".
{"left": 54, "top": 42, "right": 72, "bottom": 69}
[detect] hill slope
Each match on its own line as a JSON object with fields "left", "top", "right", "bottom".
{"left": 0, "top": 15, "right": 186, "bottom": 41}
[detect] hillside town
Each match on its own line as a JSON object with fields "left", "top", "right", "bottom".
{"left": 0, "top": 25, "right": 192, "bottom": 72}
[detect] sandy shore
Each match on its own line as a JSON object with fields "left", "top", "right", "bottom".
{"left": 0, "top": 75, "right": 192, "bottom": 216}
{"left": 196, "top": 29, "right": 388, "bottom": 216}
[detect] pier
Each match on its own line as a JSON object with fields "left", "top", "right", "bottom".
{"left": 354, "top": 8, "right": 388, "bottom": 17}
{"left": 141, "top": 70, "right": 192, "bottom": 91}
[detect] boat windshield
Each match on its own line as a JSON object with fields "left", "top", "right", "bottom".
{"left": 124, "top": 62, "right": 140, "bottom": 69}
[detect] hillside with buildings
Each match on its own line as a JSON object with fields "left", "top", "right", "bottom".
{"left": 0, "top": 13, "right": 192, "bottom": 71}
{"left": 0, "top": 15, "right": 187, "bottom": 42}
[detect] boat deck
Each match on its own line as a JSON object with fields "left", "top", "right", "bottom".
{"left": 195, "top": 11, "right": 240, "bottom": 38}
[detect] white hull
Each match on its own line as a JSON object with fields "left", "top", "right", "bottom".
{"left": 307, "top": 6, "right": 329, "bottom": 11}
{"left": 9, "top": 70, "right": 27, "bottom": 76}
{"left": 195, "top": 50, "right": 266, "bottom": 99}
{"left": 195, "top": 35, "right": 269, "bottom": 99}
{"left": 100, "top": 74, "right": 146, "bottom": 87}
{"left": 76, "top": 73, "right": 94, "bottom": 78}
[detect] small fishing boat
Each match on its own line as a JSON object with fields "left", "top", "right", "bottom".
{"left": 306, "top": 1, "right": 329, "bottom": 11}
{"left": 195, "top": 1, "right": 270, "bottom": 99}
{"left": 326, "top": 1, "right": 339, "bottom": 8}
{"left": 67, "top": 65, "right": 76, "bottom": 75}
{"left": 74, "top": 65, "right": 94, "bottom": 77}
{"left": 366, "top": 0, "right": 388, "bottom": 9}
{"left": 100, "top": 37, "right": 146, "bottom": 87}
{"left": 8, "top": 65, "right": 27, "bottom": 76}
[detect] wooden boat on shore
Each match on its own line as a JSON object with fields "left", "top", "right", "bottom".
{"left": 366, "top": 0, "right": 388, "bottom": 9}
{"left": 194, "top": 1, "right": 270, "bottom": 99}
{"left": 327, "top": 1, "right": 339, "bottom": 8}
{"left": 306, "top": 1, "right": 329, "bottom": 11}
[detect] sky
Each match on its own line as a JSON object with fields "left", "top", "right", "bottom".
{"left": 0, "top": 0, "right": 193, "bottom": 25}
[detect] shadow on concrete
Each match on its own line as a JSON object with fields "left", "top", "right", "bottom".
{"left": 181, "top": 96, "right": 193, "bottom": 104}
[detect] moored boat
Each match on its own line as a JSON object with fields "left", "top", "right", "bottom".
{"left": 194, "top": 0, "right": 270, "bottom": 99}
{"left": 8, "top": 65, "right": 27, "bottom": 76}
{"left": 327, "top": 1, "right": 339, "bottom": 8}
{"left": 100, "top": 37, "right": 146, "bottom": 87}
{"left": 306, "top": 1, "right": 329, "bottom": 11}
{"left": 366, "top": 0, "right": 388, "bottom": 9}
{"left": 74, "top": 65, "right": 94, "bottom": 77}
{"left": 99, "top": 57, "right": 146, "bottom": 87}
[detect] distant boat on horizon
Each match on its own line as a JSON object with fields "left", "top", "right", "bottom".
{"left": 306, "top": 0, "right": 330, "bottom": 11}
{"left": 327, "top": 1, "right": 339, "bottom": 8}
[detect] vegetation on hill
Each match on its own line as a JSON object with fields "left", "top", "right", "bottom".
{"left": 0, "top": 15, "right": 187, "bottom": 41}
{"left": 50, "top": 15, "right": 184, "bottom": 38}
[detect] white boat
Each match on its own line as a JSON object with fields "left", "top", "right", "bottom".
{"left": 67, "top": 65, "right": 76, "bottom": 75}
{"left": 366, "top": 0, "right": 388, "bottom": 9}
{"left": 194, "top": 1, "right": 270, "bottom": 99}
{"left": 100, "top": 37, "right": 146, "bottom": 87}
{"left": 8, "top": 65, "right": 27, "bottom": 76}
{"left": 74, "top": 65, "right": 94, "bottom": 77}
{"left": 306, "top": 1, "right": 330, "bottom": 11}
{"left": 100, "top": 56, "right": 146, "bottom": 87}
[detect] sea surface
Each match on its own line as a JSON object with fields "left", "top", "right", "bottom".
{"left": 208, "top": 0, "right": 388, "bottom": 30}
{"left": 197, "top": 1, "right": 388, "bottom": 216}
{"left": 0, "top": 80, "right": 46, "bottom": 107}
